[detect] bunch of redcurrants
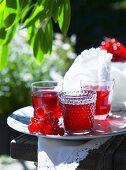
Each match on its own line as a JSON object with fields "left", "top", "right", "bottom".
{"left": 100, "top": 38, "right": 126, "bottom": 62}
{"left": 28, "top": 107, "right": 64, "bottom": 136}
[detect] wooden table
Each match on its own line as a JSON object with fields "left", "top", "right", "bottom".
{"left": 8, "top": 106, "right": 126, "bottom": 169}
{"left": 10, "top": 133, "right": 126, "bottom": 170}
{"left": 10, "top": 134, "right": 37, "bottom": 162}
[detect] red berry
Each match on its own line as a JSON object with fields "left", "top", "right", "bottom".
{"left": 28, "top": 105, "right": 64, "bottom": 135}
{"left": 30, "top": 115, "right": 39, "bottom": 123}
{"left": 100, "top": 38, "right": 126, "bottom": 62}
{"left": 28, "top": 123, "right": 37, "bottom": 133}
{"left": 38, "top": 122, "right": 45, "bottom": 133}
{"left": 44, "top": 125, "right": 53, "bottom": 135}
{"left": 43, "top": 116, "right": 51, "bottom": 125}
{"left": 58, "top": 127, "right": 64, "bottom": 136}
{"left": 35, "top": 121, "right": 42, "bottom": 132}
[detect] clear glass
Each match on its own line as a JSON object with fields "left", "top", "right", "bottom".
{"left": 31, "top": 81, "right": 62, "bottom": 117}
{"left": 58, "top": 90, "right": 96, "bottom": 135}
{"left": 81, "top": 80, "right": 115, "bottom": 120}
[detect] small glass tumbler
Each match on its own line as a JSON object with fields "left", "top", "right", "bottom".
{"left": 31, "top": 81, "right": 62, "bottom": 118}
{"left": 58, "top": 90, "right": 96, "bottom": 135}
{"left": 81, "top": 80, "right": 115, "bottom": 120}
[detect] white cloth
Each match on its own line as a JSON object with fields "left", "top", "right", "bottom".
{"left": 63, "top": 48, "right": 112, "bottom": 91}
{"left": 38, "top": 137, "right": 110, "bottom": 170}
{"left": 111, "top": 63, "right": 126, "bottom": 104}
{"left": 63, "top": 48, "right": 126, "bottom": 104}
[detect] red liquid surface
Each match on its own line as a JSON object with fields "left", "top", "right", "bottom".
{"left": 84, "top": 85, "right": 111, "bottom": 116}
{"left": 32, "top": 90, "right": 61, "bottom": 118}
{"left": 95, "top": 90, "right": 111, "bottom": 116}
{"left": 60, "top": 101, "right": 94, "bottom": 131}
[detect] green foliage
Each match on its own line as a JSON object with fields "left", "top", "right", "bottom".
{"left": 0, "top": 45, "right": 8, "bottom": 70}
{"left": 0, "top": 0, "right": 71, "bottom": 70}
{"left": 0, "top": 30, "right": 75, "bottom": 115}
{"left": 58, "top": 0, "right": 71, "bottom": 35}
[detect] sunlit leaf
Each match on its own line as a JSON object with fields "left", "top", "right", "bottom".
{"left": 27, "top": 25, "right": 36, "bottom": 47}
{"left": 3, "top": 5, "right": 18, "bottom": 28}
{"left": 39, "top": 20, "right": 53, "bottom": 55}
{"left": 39, "top": 0, "right": 46, "bottom": 6}
{"left": 23, "top": 5, "right": 44, "bottom": 28}
{"left": 45, "top": 20, "right": 53, "bottom": 54}
{"left": 0, "top": 10, "right": 4, "bottom": 27}
{"left": 52, "top": 0, "right": 62, "bottom": 23}
{"left": 0, "top": 0, "right": 71, "bottom": 69}
{"left": 58, "top": 0, "right": 71, "bottom": 35}
{"left": 21, "top": 4, "right": 35, "bottom": 23}
{"left": 33, "top": 31, "right": 44, "bottom": 63}
{"left": 0, "top": 45, "right": 8, "bottom": 70}
{"left": 3, "top": 24, "right": 17, "bottom": 45}
{"left": 0, "top": 0, "right": 6, "bottom": 12}
{"left": 0, "top": 12, "right": 5, "bottom": 44}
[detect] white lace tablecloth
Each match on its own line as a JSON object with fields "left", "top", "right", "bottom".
{"left": 38, "top": 136, "right": 110, "bottom": 170}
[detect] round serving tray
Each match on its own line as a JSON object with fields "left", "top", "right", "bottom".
{"left": 7, "top": 106, "right": 126, "bottom": 140}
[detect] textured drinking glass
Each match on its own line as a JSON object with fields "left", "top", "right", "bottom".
{"left": 58, "top": 90, "right": 96, "bottom": 135}
{"left": 31, "top": 81, "right": 62, "bottom": 117}
{"left": 81, "top": 80, "right": 114, "bottom": 120}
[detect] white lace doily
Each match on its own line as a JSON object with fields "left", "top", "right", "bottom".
{"left": 38, "top": 136, "right": 110, "bottom": 170}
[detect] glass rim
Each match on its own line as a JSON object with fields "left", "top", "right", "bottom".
{"left": 80, "top": 79, "right": 115, "bottom": 88}
{"left": 80, "top": 79, "right": 115, "bottom": 83}
{"left": 58, "top": 90, "right": 96, "bottom": 105}
{"left": 59, "top": 89, "right": 96, "bottom": 97}
{"left": 31, "top": 80, "right": 62, "bottom": 89}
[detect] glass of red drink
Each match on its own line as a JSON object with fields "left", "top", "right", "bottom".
{"left": 31, "top": 81, "right": 62, "bottom": 119}
{"left": 58, "top": 90, "right": 96, "bottom": 135}
{"left": 81, "top": 80, "right": 114, "bottom": 120}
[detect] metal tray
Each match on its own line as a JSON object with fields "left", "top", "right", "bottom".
{"left": 7, "top": 106, "right": 126, "bottom": 140}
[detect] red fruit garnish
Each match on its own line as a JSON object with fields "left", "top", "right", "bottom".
{"left": 29, "top": 90, "right": 64, "bottom": 136}
{"left": 58, "top": 127, "right": 65, "bottom": 136}
{"left": 43, "top": 116, "right": 51, "bottom": 125}
{"left": 44, "top": 125, "right": 53, "bottom": 135}
{"left": 100, "top": 38, "right": 126, "bottom": 62}
{"left": 28, "top": 112, "right": 64, "bottom": 136}
{"left": 28, "top": 122, "right": 37, "bottom": 133}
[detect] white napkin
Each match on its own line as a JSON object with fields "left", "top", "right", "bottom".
{"left": 63, "top": 48, "right": 112, "bottom": 91}
{"left": 38, "top": 137, "right": 110, "bottom": 170}
{"left": 63, "top": 48, "right": 126, "bottom": 104}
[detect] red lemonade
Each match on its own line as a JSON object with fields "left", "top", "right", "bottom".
{"left": 32, "top": 90, "right": 61, "bottom": 118}
{"left": 83, "top": 80, "right": 114, "bottom": 119}
{"left": 29, "top": 81, "right": 65, "bottom": 136}
{"left": 59, "top": 91, "right": 96, "bottom": 134}
{"left": 60, "top": 101, "right": 94, "bottom": 132}
{"left": 95, "top": 89, "right": 111, "bottom": 116}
